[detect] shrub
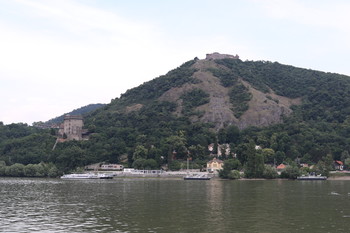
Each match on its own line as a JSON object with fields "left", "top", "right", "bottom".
{"left": 262, "top": 165, "right": 278, "bottom": 179}
{"left": 280, "top": 165, "right": 300, "bottom": 179}
{"left": 227, "top": 170, "right": 241, "bottom": 179}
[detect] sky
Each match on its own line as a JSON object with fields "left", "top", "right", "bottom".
{"left": 1, "top": 0, "right": 350, "bottom": 125}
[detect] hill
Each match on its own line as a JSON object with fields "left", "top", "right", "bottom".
{"left": 32, "top": 103, "right": 106, "bottom": 128}
{"left": 1, "top": 53, "right": 350, "bottom": 174}
{"left": 46, "top": 103, "right": 106, "bottom": 124}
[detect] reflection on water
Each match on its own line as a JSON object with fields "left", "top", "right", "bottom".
{"left": 0, "top": 178, "right": 350, "bottom": 233}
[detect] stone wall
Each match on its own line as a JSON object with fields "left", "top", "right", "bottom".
{"left": 206, "top": 52, "right": 239, "bottom": 60}
{"left": 63, "top": 115, "right": 83, "bottom": 140}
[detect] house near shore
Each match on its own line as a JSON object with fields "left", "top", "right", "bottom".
{"left": 334, "top": 161, "right": 344, "bottom": 170}
{"left": 84, "top": 163, "right": 124, "bottom": 171}
{"left": 207, "top": 158, "right": 224, "bottom": 173}
{"left": 276, "top": 164, "right": 286, "bottom": 171}
{"left": 100, "top": 164, "right": 124, "bottom": 171}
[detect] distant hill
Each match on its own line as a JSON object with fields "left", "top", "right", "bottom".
{"left": 84, "top": 53, "right": 350, "bottom": 163}
{"left": 45, "top": 103, "right": 106, "bottom": 125}
{"left": 2, "top": 52, "right": 350, "bottom": 174}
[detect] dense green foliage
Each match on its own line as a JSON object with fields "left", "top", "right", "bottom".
{"left": 0, "top": 123, "right": 55, "bottom": 165}
{"left": 218, "top": 159, "right": 242, "bottom": 179}
{"left": 215, "top": 59, "right": 350, "bottom": 123}
{"left": 0, "top": 162, "right": 59, "bottom": 177}
{"left": 207, "top": 68, "right": 239, "bottom": 87}
{"left": 229, "top": 84, "right": 252, "bottom": 118}
{"left": 180, "top": 88, "right": 210, "bottom": 114}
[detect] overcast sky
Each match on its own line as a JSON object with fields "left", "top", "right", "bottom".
{"left": 1, "top": 0, "right": 350, "bottom": 125}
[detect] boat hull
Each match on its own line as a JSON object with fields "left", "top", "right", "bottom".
{"left": 297, "top": 176, "right": 327, "bottom": 180}
{"left": 61, "top": 173, "right": 114, "bottom": 179}
{"left": 184, "top": 177, "right": 211, "bottom": 180}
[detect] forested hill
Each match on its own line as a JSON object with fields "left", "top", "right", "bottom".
{"left": 89, "top": 53, "right": 350, "bottom": 129}
{"left": 1, "top": 53, "right": 350, "bottom": 175}
{"left": 38, "top": 103, "right": 106, "bottom": 126}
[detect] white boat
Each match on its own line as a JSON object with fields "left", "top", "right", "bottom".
{"left": 60, "top": 173, "right": 114, "bottom": 179}
{"left": 297, "top": 174, "right": 327, "bottom": 180}
{"left": 184, "top": 174, "right": 211, "bottom": 180}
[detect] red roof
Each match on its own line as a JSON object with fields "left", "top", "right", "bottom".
{"left": 276, "top": 164, "right": 286, "bottom": 170}
{"left": 335, "top": 160, "right": 343, "bottom": 165}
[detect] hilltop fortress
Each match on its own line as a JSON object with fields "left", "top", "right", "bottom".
{"left": 205, "top": 52, "right": 239, "bottom": 60}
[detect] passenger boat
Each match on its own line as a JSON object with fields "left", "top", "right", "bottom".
{"left": 184, "top": 174, "right": 211, "bottom": 180}
{"left": 297, "top": 174, "right": 327, "bottom": 180}
{"left": 60, "top": 173, "right": 114, "bottom": 179}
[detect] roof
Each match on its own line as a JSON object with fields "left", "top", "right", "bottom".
{"left": 276, "top": 164, "right": 286, "bottom": 170}
{"left": 207, "top": 158, "right": 224, "bottom": 164}
{"left": 335, "top": 160, "right": 343, "bottom": 165}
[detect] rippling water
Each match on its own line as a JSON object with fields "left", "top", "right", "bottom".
{"left": 0, "top": 178, "right": 349, "bottom": 233}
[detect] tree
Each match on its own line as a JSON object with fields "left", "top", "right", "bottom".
{"left": 323, "top": 154, "right": 334, "bottom": 171}
{"left": 314, "top": 160, "right": 329, "bottom": 177}
{"left": 344, "top": 158, "right": 350, "bottom": 170}
{"left": 341, "top": 151, "right": 350, "bottom": 162}
{"left": 219, "top": 159, "right": 242, "bottom": 179}
{"left": 226, "top": 125, "right": 240, "bottom": 143}
{"left": 132, "top": 145, "right": 148, "bottom": 160}
{"left": 244, "top": 140, "right": 265, "bottom": 178}
{"left": 227, "top": 170, "right": 241, "bottom": 179}
{"left": 0, "top": 161, "right": 6, "bottom": 176}
{"left": 169, "top": 160, "right": 182, "bottom": 171}
{"left": 24, "top": 164, "right": 37, "bottom": 177}
{"left": 132, "top": 158, "right": 158, "bottom": 170}
{"left": 259, "top": 148, "right": 275, "bottom": 164}
{"left": 188, "top": 144, "right": 206, "bottom": 160}
{"left": 275, "top": 151, "right": 286, "bottom": 165}
{"left": 52, "top": 145, "right": 86, "bottom": 173}
{"left": 218, "top": 128, "right": 227, "bottom": 144}
{"left": 132, "top": 158, "right": 147, "bottom": 170}
{"left": 5, "top": 163, "right": 25, "bottom": 177}
{"left": 262, "top": 165, "right": 278, "bottom": 179}
{"left": 143, "top": 159, "right": 158, "bottom": 170}
{"left": 165, "top": 132, "right": 188, "bottom": 160}
{"left": 280, "top": 165, "right": 300, "bottom": 179}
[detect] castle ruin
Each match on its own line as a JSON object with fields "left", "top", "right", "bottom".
{"left": 205, "top": 52, "right": 239, "bottom": 60}
{"left": 59, "top": 115, "right": 84, "bottom": 141}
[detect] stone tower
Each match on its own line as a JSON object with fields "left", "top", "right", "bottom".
{"left": 63, "top": 115, "right": 83, "bottom": 140}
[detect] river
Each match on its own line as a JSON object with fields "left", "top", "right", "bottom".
{"left": 0, "top": 177, "right": 349, "bottom": 233}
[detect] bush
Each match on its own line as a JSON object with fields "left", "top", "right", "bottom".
{"left": 280, "top": 165, "right": 300, "bottom": 179}
{"left": 218, "top": 159, "right": 242, "bottom": 179}
{"left": 262, "top": 165, "right": 278, "bottom": 179}
{"left": 169, "top": 160, "right": 182, "bottom": 171}
{"left": 227, "top": 170, "right": 241, "bottom": 179}
{"left": 5, "top": 163, "right": 25, "bottom": 177}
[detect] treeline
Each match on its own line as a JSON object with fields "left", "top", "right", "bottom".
{"left": 218, "top": 141, "right": 338, "bottom": 180}
{"left": 0, "top": 161, "right": 59, "bottom": 177}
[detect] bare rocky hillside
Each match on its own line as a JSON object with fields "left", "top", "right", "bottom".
{"left": 158, "top": 54, "right": 301, "bottom": 130}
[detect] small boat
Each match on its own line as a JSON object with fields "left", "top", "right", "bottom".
{"left": 97, "top": 173, "right": 114, "bottom": 179}
{"left": 60, "top": 173, "right": 114, "bottom": 179}
{"left": 184, "top": 174, "right": 211, "bottom": 180}
{"left": 297, "top": 174, "right": 327, "bottom": 180}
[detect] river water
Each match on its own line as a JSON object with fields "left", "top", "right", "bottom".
{"left": 0, "top": 177, "right": 349, "bottom": 233}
